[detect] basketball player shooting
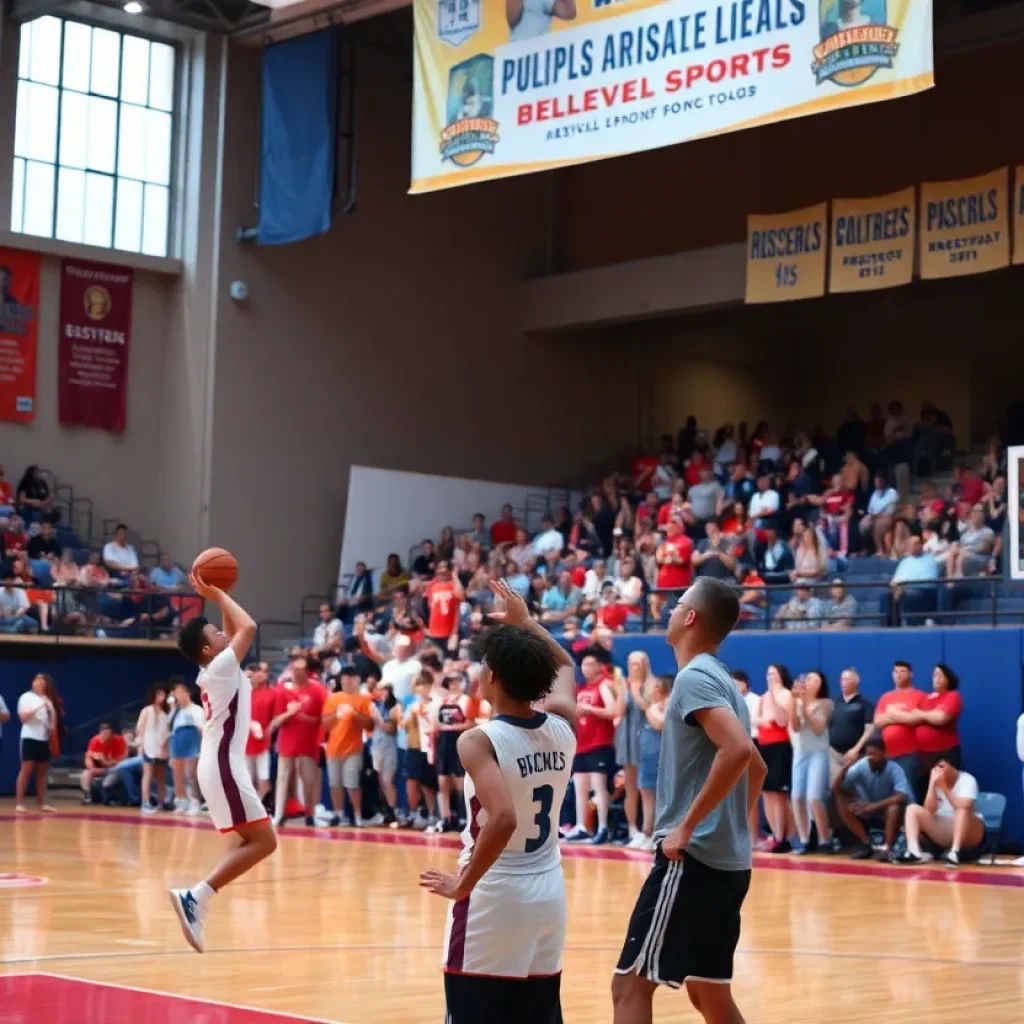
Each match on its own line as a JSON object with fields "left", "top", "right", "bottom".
{"left": 419, "top": 579, "right": 578, "bottom": 1024}
{"left": 169, "top": 574, "right": 278, "bottom": 953}
{"left": 612, "top": 577, "right": 767, "bottom": 1024}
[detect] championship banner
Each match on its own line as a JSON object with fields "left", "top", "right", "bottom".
{"left": 745, "top": 202, "right": 827, "bottom": 303}
{"left": 918, "top": 168, "right": 1010, "bottom": 280}
{"left": 410, "top": 0, "right": 934, "bottom": 193}
{"left": 0, "top": 248, "right": 40, "bottom": 423}
{"left": 829, "top": 187, "right": 915, "bottom": 293}
{"left": 1013, "top": 165, "right": 1024, "bottom": 265}
{"left": 58, "top": 259, "right": 133, "bottom": 433}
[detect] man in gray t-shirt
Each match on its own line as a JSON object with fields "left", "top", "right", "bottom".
{"left": 614, "top": 578, "right": 766, "bottom": 1024}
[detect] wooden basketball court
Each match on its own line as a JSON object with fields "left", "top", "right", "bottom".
{"left": 1, "top": 802, "right": 1022, "bottom": 1022}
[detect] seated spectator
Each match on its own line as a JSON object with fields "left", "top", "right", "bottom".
{"left": 887, "top": 516, "right": 914, "bottom": 561}
{"left": 949, "top": 504, "right": 996, "bottom": 577}
{"left": 378, "top": 553, "right": 410, "bottom": 600}
{"left": 465, "top": 513, "right": 489, "bottom": 552}
{"left": 693, "top": 519, "right": 738, "bottom": 582}
{"left": 412, "top": 540, "right": 437, "bottom": 578}
{"left": 724, "top": 460, "right": 756, "bottom": 507}
{"left": 821, "top": 578, "right": 857, "bottom": 629}
{"left": 313, "top": 603, "right": 344, "bottom": 652}
{"left": 149, "top": 552, "right": 186, "bottom": 590}
{"left": 957, "top": 465, "right": 986, "bottom": 509}
{"left": 986, "top": 474, "right": 1008, "bottom": 534}
{"left": 568, "top": 506, "right": 602, "bottom": 556}
{"left": 337, "top": 561, "right": 374, "bottom": 622}
{"left": 594, "top": 581, "right": 628, "bottom": 631}
{"left": 0, "top": 575, "right": 36, "bottom": 634}
{"left": 538, "top": 547, "right": 563, "bottom": 581}
{"left": 749, "top": 472, "right": 780, "bottom": 530}
{"left": 813, "top": 473, "right": 854, "bottom": 556}
{"left": 506, "top": 527, "right": 533, "bottom": 570}
{"left": 2, "top": 514, "right": 28, "bottom": 559}
{"left": 503, "top": 559, "right": 531, "bottom": 600}
{"left": 533, "top": 516, "right": 565, "bottom": 557}
{"left": 757, "top": 527, "right": 795, "bottom": 582}
{"left": 634, "top": 491, "right": 660, "bottom": 534}
{"left": 656, "top": 484, "right": 692, "bottom": 533}
{"left": 27, "top": 521, "right": 61, "bottom": 562}
{"left": 790, "top": 527, "right": 828, "bottom": 584}
{"left": 859, "top": 473, "right": 899, "bottom": 555}
{"left": 103, "top": 524, "right": 139, "bottom": 576}
{"left": 80, "top": 720, "right": 127, "bottom": 804}
{"left": 883, "top": 535, "right": 939, "bottom": 626}
{"left": 687, "top": 466, "right": 724, "bottom": 526}
{"left": 774, "top": 583, "right": 824, "bottom": 630}
{"left": 652, "top": 451, "right": 678, "bottom": 502}
{"left": 832, "top": 734, "right": 912, "bottom": 861}
{"left": 437, "top": 526, "right": 456, "bottom": 563}
{"left": 540, "top": 570, "right": 582, "bottom": 625}
{"left": 613, "top": 556, "right": 643, "bottom": 614}
{"left": 917, "top": 480, "right": 946, "bottom": 528}
{"left": 902, "top": 758, "right": 985, "bottom": 865}
{"left": 713, "top": 423, "right": 738, "bottom": 475}
{"left": 15, "top": 465, "right": 59, "bottom": 524}
{"left": 79, "top": 551, "right": 113, "bottom": 589}
{"left": 490, "top": 504, "right": 518, "bottom": 547}
{"left": 12, "top": 555, "right": 53, "bottom": 633}
{"left": 737, "top": 566, "right": 766, "bottom": 623}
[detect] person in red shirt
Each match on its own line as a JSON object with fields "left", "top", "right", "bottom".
{"left": 958, "top": 465, "right": 985, "bottom": 508}
{"left": 683, "top": 448, "right": 708, "bottom": 488}
{"left": 0, "top": 465, "right": 14, "bottom": 509}
{"left": 873, "top": 660, "right": 926, "bottom": 796}
{"left": 271, "top": 657, "right": 326, "bottom": 826}
{"left": 489, "top": 504, "right": 518, "bottom": 547}
{"left": 631, "top": 454, "right": 659, "bottom": 494}
{"left": 245, "top": 662, "right": 276, "bottom": 801}
{"left": 424, "top": 561, "right": 465, "bottom": 651}
{"left": 635, "top": 490, "right": 660, "bottom": 533}
{"left": 564, "top": 652, "right": 617, "bottom": 845}
{"left": 595, "top": 582, "right": 629, "bottom": 632}
{"left": 656, "top": 521, "right": 694, "bottom": 591}
{"left": 3, "top": 514, "right": 28, "bottom": 557}
{"left": 656, "top": 487, "right": 691, "bottom": 531}
{"left": 80, "top": 720, "right": 127, "bottom": 803}
{"left": 902, "top": 663, "right": 964, "bottom": 781}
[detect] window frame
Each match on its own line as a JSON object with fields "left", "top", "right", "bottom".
{"left": 11, "top": 13, "right": 181, "bottom": 259}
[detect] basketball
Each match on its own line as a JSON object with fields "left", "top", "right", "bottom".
{"left": 191, "top": 547, "right": 238, "bottom": 592}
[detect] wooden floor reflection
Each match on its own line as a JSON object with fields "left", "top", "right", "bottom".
{"left": 1, "top": 803, "right": 1023, "bottom": 1022}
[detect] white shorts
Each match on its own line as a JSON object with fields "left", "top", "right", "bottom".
{"left": 198, "top": 749, "right": 268, "bottom": 833}
{"left": 443, "top": 865, "right": 566, "bottom": 978}
{"left": 246, "top": 750, "right": 271, "bottom": 783}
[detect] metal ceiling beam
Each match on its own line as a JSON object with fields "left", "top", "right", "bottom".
{"left": 8, "top": 0, "right": 72, "bottom": 22}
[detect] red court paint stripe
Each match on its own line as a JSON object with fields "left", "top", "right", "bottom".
{"left": 3, "top": 811, "right": 1023, "bottom": 888}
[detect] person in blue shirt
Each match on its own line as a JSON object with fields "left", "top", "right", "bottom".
{"left": 832, "top": 733, "right": 912, "bottom": 861}
{"left": 539, "top": 571, "right": 581, "bottom": 626}
{"left": 150, "top": 553, "right": 187, "bottom": 591}
{"left": 883, "top": 535, "right": 940, "bottom": 626}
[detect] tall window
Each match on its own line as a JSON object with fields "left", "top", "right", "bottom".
{"left": 12, "top": 17, "right": 175, "bottom": 258}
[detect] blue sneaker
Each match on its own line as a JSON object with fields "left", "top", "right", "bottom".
{"left": 591, "top": 827, "right": 610, "bottom": 846}
{"left": 563, "top": 826, "right": 591, "bottom": 843}
{"left": 169, "top": 888, "right": 207, "bottom": 953}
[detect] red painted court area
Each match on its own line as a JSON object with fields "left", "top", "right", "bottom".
{"left": 0, "top": 974, "right": 331, "bottom": 1024}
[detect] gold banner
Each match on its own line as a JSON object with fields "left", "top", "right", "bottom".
{"left": 829, "top": 187, "right": 915, "bottom": 293}
{"left": 1013, "top": 166, "right": 1024, "bottom": 265}
{"left": 918, "top": 168, "right": 1009, "bottom": 279}
{"left": 745, "top": 203, "right": 828, "bottom": 304}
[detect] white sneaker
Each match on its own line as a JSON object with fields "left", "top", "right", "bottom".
{"left": 141, "top": 803, "right": 158, "bottom": 816}
{"left": 563, "top": 826, "right": 591, "bottom": 843}
{"left": 169, "top": 888, "right": 207, "bottom": 953}
{"left": 627, "top": 833, "right": 652, "bottom": 850}
{"left": 360, "top": 813, "right": 384, "bottom": 827}
{"left": 174, "top": 798, "right": 187, "bottom": 813}
{"left": 185, "top": 799, "right": 203, "bottom": 817}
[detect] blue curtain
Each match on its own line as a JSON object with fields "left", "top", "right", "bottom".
{"left": 257, "top": 29, "right": 338, "bottom": 246}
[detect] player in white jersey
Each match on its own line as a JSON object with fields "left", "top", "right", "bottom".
{"left": 420, "top": 580, "right": 578, "bottom": 1024}
{"left": 167, "top": 575, "right": 278, "bottom": 953}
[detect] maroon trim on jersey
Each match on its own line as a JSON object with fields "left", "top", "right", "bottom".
{"left": 219, "top": 692, "right": 245, "bottom": 825}
{"left": 446, "top": 894, "right": 470, "bottom": 972}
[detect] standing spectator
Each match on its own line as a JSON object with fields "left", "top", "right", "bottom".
{"left": 245, "top": 663, "right": 275, "bottom": 803}
{"left": 565, "top": 652, "right": 617, "bottom": 845}
{"left": 688, "top": 466, "right": 724, "bottom": 526}
{"left": 0, "top": 692, "right": 8, "bottom": 762}
{"left": 789, "top": 671, "right": 835, "bottom": 854}
{"left": 322, "top": 665, "right": 374, "bottom": 827}
{"left": 103, "top": 524, "right": 140, "bottom": 576}
{"left": 168, "top": 679, "right": 203, "bottom": 815}
{"left": 466, "top": 513, "right": 489, "bottom": 551}
{"left": 758, "top": 664, "right": 794, "bottom": 852}
{"left": 616, "top": 651, "right": 655, "bottom": 847}
{"left": 874, "top": 660, "right": 925, "bottom": 792}
{"left": 732, "top": 669, "right": 762, "bottom": 841}
{"left": 828, "top": 669, "right": 875, "bottom": 783}
{"left": 15, "top": 466, "right": 58, "bottom": 524}
{"left": 431, "top": 673, "right": 476, "bottom": 833}
{"left": 884, "top": 535, "right": 939, "bottom": 626}
{"left": 832, "top": 735, "right": 912, "bottom": 860}
{"left": 490, "top": 504, "right": 518, "bottom": 547}
{"left": 312, "top": 603, "right": 344, "bottom": 653}
{"left": 655, "top": 520, "right": 693, "bottom": 597}
{"left": 412, "top": 540, "right": 438, "bottom": 578}
{"left": 859, "top": 474, "right": 899, "bottom": 555}
{"left": 725, "top": 461, "right": 756, "bottom": 507}
{"left": 0, "top": 574, "right": 36, "bottom": 633}
{"left": 902, "top": 759, "right": 985, "bottom": 865}
{"left": 337, "top": 561, "right": 374, "bottom": 622}
{"left": 902, "top": 664, "right": 963, "bottom": 778}
{"left": 136, "top": 682, "right": 170, "bottom": 814}
{"left": 437, "top": 526, "right": 456, "bottom": 563}
{"left": 532, "top": 516, "right": 565, "bottom": 557}
{"left": 27, "top": 521, "right": 61, "bottom": 563}
{"left": 883, "top": 400, "right": 914, "bottom": 497}
{"left": 80, "top": 720, "right": 128, "bottom": 804}
{"left": 635, "top": 674, "right": 672, "bottom": 852}
{"left": 692, "top": 520, "right": 738, "bottom": 582}
{"left": 272, "top": 657, "right": 327, "bottom": 827}
{"left": 378, "top": 554, "right": 410, "bottom": 600}
{"left": 1015, "top": 713, "right": 1024, "bottom": 867}
{"left": 149, "top": 553, "right": 186, "bottom": 590}
{"left": 370, "top": 684, "right": 400, "bottom": 825}
{"left": 836, "top": 408, "right": 866, "bottom": 460}
{"left": 15, "top": 673, "right": 56, "bottom": 812}
{"left": 403, "top": 672, "right": 439, "bottom": 829}
{"left": 821, "top": 579, "right": 858, "bottom": 629}
{"left": 357, "top": 622, "right": 422, "bottom": 702}
{"left": 424, "top": 561, "right": 464, "bottom": 650}
{"left": 748, "top": 473, "right": 780, "bottom": 530}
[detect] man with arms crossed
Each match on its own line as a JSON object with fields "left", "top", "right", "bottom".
{"left": 613, "top": 577, "right": 766, "bottom": 1024}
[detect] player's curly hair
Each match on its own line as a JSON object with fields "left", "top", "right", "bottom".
{"left": 476, "top": 625, "right": 559, "bottom": 705}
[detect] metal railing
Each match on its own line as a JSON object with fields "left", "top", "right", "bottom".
{"left": 639, "top": 576, "right": 1008, "bottom": 632}
{"left": 254, "top": 619, "right": 301, "bottom": 666}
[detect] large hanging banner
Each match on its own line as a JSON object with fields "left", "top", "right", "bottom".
{"left": 0, "top": 248, "right": 40, "bottom": 423}
{"left": 829, "top": 186, "right": 915, "bottom": 292}
{"left": 1013, "top": 165, "right": 1024, "bottom": 265}
{"left": 745, "top": 202, "right": 827, "bottom": 303}
{"left": 918, "top": 168, "right": 1009, "bottom": 279}
{"left": 58, "top": 259, "right": 134, "bottom": 433}
{"left": 410, "top": 0, "right": 934, "bottom": 193}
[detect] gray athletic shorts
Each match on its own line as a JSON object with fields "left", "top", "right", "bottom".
{"left": 327, "top": 753, "right": 363, "bottom": 790}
